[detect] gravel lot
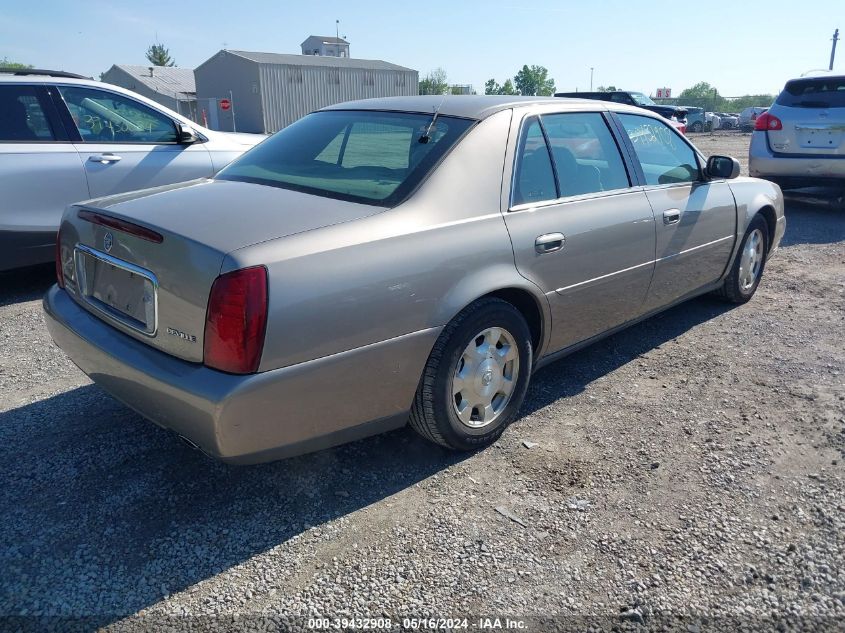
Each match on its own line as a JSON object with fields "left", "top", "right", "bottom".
{"left": 1, "top": 134, "right": 843, "bottom": 632}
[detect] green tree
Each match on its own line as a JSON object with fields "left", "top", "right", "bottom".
{"left": 484, "top": 78, "right": 501, "bottom": 95}
{"left": 418, "top": 68, "right": 449, "bottom": 95}
{"left": 724, "top": 94, "right": 776, "bottom": 111}
{"left": 677, "top": 81, "right": 723, "bottom": 110}
{"left": 514, "top": 65, "right": 555, "bottom": 96}
{"left": 484, "top": 78, "right": 517, "bottom": 95}
{"left": 0, "top": 57, "right": 33, "bottom": 69}
{"left": 146, "top": 44, "right": 175, "bottom": 67}
{"left": 596, "top": 85, "right": 618, "bottom": 92}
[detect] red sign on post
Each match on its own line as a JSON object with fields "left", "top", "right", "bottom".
{"left": 220, "top": 98, "right": 231, "bottom": 111}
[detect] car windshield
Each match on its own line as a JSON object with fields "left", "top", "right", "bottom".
{"left": 216, "top": 110, "right": 474, "bottom": 206}
{"left": 629, "top": 92, "right": 656, "bottom": 106}
{"left": 776, "top": 77, "right": 845, "bottom": 108}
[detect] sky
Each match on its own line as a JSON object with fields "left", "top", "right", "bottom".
{"left": 2, "top": 0, "right": 842, "bottom": 98}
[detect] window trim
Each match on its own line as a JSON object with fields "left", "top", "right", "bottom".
{"left": 54, "top": 85, "right": 182, "bottom": 146}
{"left": 508, "top": 110, "right": 636, "bottom": 211}
{"left": 610, "top": 111, "right": 706, "bottom": 188}
{"left": 0, "top": 84, "right": 67, "bottom": 144}
{"left": 509, "top": 115, "right": 559, "bottom": 208}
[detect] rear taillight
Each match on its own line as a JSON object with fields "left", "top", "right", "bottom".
{"left": 55, "top": 230, "right": 64, "bottom": 288}
{"left": 755, "top": 113, "right": 782, "bottom": 131}
{"left": 203, "top": 266, "right": 268, "bottom": 374}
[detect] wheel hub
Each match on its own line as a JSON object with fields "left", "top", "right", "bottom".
{"left": 738, "top": 228, "right": 764, "bottom": 291}
{"left": 451, "top": 327, "right": 519, "bottom": 429}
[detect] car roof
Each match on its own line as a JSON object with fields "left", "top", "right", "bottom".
{"left": 320, "top": 95, "right": 631, "bottom": 120}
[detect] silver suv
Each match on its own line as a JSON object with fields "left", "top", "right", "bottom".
{"left": 749, "top": 74, "right": 845, "bottom": 190}
{"left": 0, "top": 69, "right": 263, "bottom": 271}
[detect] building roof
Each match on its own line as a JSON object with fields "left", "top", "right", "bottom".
{"left": 225, "top": 50, "right": 414, "bottom": 72}
{"left": 106, "top": 65, "right": 196, "bottom": 96}
{"left": 321, "top": 95, "right": 608, "bottom": 120}
{"left": 301, "top": 35, "right": 350, "bottom": 45}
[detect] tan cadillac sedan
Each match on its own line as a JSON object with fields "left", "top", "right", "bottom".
{"left": 44, "top": 96, "right": 786, "bottom": 463}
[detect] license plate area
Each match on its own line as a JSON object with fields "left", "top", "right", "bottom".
{"left": 796, "top": 126, "right": 843, "bottom": 149}
{"left": 74, "top": 245, "right": 158, "bottom": 335}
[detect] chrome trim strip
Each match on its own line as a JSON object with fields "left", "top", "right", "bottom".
{"left": 549, "top": 235, "right": 733, "bottom": 295}
{"left": 73, "top": 244, "right": 159, "bottom": 336}
{"left": 551, "top": 259, "right": 654, "bottom": 295}
{"left": 656, "top": 235, "right": 733, "bottom": 263}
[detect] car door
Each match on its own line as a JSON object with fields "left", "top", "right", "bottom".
{"left": 0, "top": 83, "right": 89, "bottom": 270}
{"left": 55, "top": 85, "right": 213, "bottom": 198}
{"left": 502, "top": 111, "right": 657, "bottom": 354}
{"left": 614, "top": 113, "right": 737, "bottom": 312}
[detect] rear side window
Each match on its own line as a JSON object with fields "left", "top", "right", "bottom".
{"left": 217, "top": 110, "right": 473, "bottom": 206}
{"left": 617, "top": 114, "right": 701, "bottom": 186}
{"left": 542, "top": 112, "right": 630, "bottom": 194}
{"left": 0, "top": 85, "right": 56, "bottom": 141}
{"left": 776, "top": 78, "right": 845, "bottom": 108}
{"left": 511, "top": 117, "right": 557, "bottom": 206}
{"left": 58, "top": 86, "right": 178, "bottom": 143}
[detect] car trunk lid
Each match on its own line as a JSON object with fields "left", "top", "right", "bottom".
{"left": 767, "top": 105, "right": 845, "bottom": 156}
{"left": 58, "top": 178, "right": 384, "bottom": 363}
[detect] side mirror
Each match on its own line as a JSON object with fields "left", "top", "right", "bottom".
{"left": 706, "top": 155, "right": 740, "bottom": 180}
{"left": 177, "top": 123, "right": 200, "bottom": 144}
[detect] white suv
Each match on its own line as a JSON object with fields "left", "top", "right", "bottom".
{"left": 749, "top": 74, "right": 845, "bottom": 191}
{"left": 0, "top": 68, "right": 264, "bottom": 271}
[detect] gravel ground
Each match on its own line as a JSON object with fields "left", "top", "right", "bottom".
{"left": 1, "top": 135, "right": 843, "bottom": 632}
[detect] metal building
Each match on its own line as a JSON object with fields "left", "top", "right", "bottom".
{"left": 101, "top": 65, "right": 197, "bottom": 121}
{"left": 194, "top": 49, "right": 419, "bottom": 134}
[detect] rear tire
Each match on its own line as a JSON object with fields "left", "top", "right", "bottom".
{"left": 716, "top": 214, "right": 769, "bottom": 304}
{"left": 690, "top": 121, "right": 703, "bottom": 133}
{"left": 409, "top": 298, "right": 532, "bottom": 451}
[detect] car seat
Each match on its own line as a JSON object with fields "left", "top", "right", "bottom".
{"left": 0, "top": 96, "right": 38, "bottom": 141}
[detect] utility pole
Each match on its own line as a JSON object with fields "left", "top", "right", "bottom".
{"left": 830, "top": 28, "right": 840, "bottom": 71}
{"left": 336, "top": 19, "right": 340, "bottom": 40}
{"left": 590, "top": 67, "right": 594, "bottom": 91}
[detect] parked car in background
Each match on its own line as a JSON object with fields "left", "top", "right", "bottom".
{"left": 717, "top": 112, "right": 740, "bottom": 129}
{"left": 749, "top": 74, "right": 845, "bottom": 189}
{"left": 45, "top": 95, "right": 785, "bottom": 464}
{"left": 0, "top": 68, "right": 264, "bottom": 271}
{"left": 739, "top": 106, "right": 770, "bottom": 131}
{"left": 555, "top": 90, "right": 688, "bottom": 122}
{"left": 684, "top": 107, "right": 705, "bottom": 132}
{"left": 706, "top": 112, "right": 722, "bottom": 131}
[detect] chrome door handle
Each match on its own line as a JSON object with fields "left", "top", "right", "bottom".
{"left": 535, "top": 232, "right": 565, "bottom": 254}
{"left": 89, "top": 154, "right": 122, "bottom": 164}
{"left": 663, "top": 209, "right": 681, "bottom": 225}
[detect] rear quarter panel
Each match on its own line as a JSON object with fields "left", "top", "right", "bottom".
{"left": 223, "top": 109, "right": 551, "bottom": 371}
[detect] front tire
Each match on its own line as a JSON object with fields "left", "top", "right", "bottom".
{"left": 717, "top": 214, "right": 769, "bottom": 304}
{"left": 409, "top": 298, "right": 532, "bottom": 451}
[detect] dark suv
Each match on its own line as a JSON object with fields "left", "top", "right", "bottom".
{"left": 555, "top": 90, "right": 687, "bottom": 122}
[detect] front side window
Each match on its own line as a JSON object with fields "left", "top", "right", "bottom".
{"left": 617, "top": 113, "right": 701, "bottom": 186}
{"left": 217, "top": 110, "right": 473, "bottom": 206}
{"left": 542, "top": 112, "right": 630, "bottom": 195}
{"left": 58, "top": 86, "right": 178, "bottom": 143}
{"left": 511, "top": 117, "right": 557, "bottom": 206}
{"left": 0, "top": 85, "right": 56, "bottom": 141}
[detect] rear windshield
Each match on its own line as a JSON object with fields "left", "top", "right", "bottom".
{"left": 216, "top": 110, "right": 474, "bottom": 206}
{"left": 776, "top": 78, "right": 845, "bottom": 108}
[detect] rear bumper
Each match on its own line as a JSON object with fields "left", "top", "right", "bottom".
{"left": 43, "top": 285, "right": 438, "bottom": 464}
{"left": 749, "top": 132, "right": 845, "bottom": 189}
{"left": 0, "top": 229, "right": 56, "bottom": 271}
